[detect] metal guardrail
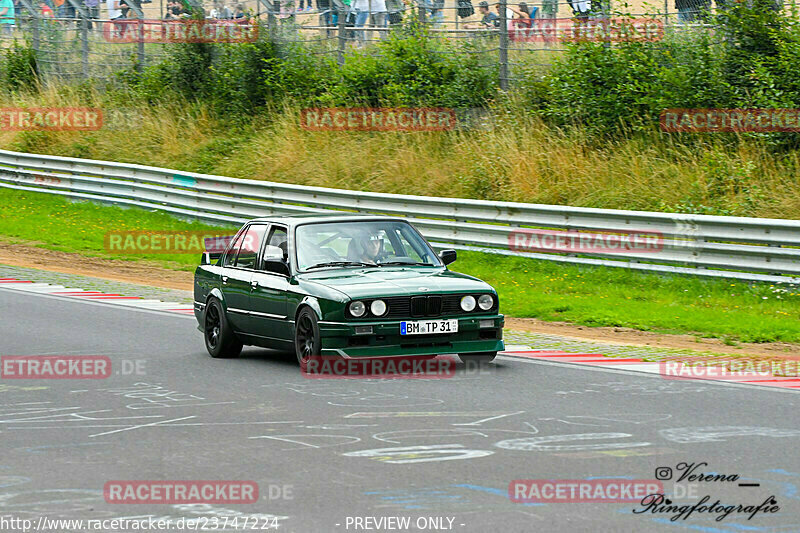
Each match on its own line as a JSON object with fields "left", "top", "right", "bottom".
{"left": 0, "top": 148, "right": 798, "bottom": 284}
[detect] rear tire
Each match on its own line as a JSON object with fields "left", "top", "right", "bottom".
{"left": 204, "top": 298, "right": 243, "bottom": 359}
{"left": 295, "top": 307, "right": 321, "bottom": 371}
{"left": 458, "top": 352, "right": 497, "bottom": 363}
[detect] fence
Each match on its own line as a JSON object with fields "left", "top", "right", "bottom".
{"left": 0, "top": 148, "right": 798, "bottom": 284}
{"left": 0, "top": 0, "right": 751, "bottom": 87}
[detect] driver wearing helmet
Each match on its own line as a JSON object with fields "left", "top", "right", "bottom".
{"left": 348, "top": 231, "right": 384, "bottom": 264}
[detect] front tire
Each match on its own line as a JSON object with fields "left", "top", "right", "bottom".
{"left": 459, "top": 352, "right": 497, "bottom": 363}
{"left": 204, "top": 298, "right": 243, "bottom": 359}
{"left": 295, "top": 307, "right": 321, "bottom": 370}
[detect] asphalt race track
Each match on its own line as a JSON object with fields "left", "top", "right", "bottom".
{"left": 1, "top": 287, "right": 799, "bottom": 533}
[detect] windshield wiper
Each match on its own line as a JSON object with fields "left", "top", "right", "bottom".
{"left": 306, "top": 261, "right": 379, "bottom": 270}
{"left": 379, "top": 261, "right": 435, "bottom": 266}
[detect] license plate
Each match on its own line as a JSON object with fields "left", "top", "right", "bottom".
{"left": 400, "top": 319, "right": 458, "bottom": 335}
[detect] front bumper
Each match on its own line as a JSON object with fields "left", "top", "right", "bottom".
{"left": 318, "top": 314, "right": 504, "bottom": 358}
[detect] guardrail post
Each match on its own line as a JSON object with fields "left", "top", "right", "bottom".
{"left": 498, "top": 0, "right": 508, "bottom": 91}
{"left": 65, "top": 0, "right": 91, "bottom": 79}
{"left": 337, "top": 2, "right": 346, "bottom": 65}
{"left": 81, "top": 18, "right": 89, "bottom": 79}
{"left": 118, "top": 0, "right": 146, "bottom": 72}
{"left": 268, "top": 0, "right": 276, "bottom": 39}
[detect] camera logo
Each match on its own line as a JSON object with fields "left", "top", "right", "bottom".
{"left": 655, "top": 467, "right": 673, "bottom": 481}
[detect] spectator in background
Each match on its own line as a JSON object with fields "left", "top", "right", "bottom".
{"left": 211, "top": 0, "right": 232, "bottom": 18}
{"left": 509, "top": 2, "right": 534, "bottom": 25}
{"left": 567, "top": 0, "right": 589, "bottom": 19}
{"left": 52, "top": 0, "right": 65, "bottom": 18}
{"left": 457, "top": 0, "right": 474, "bottom": 21}
{"left": 40, "top": 0, "right": 54, "bottom": 16}
{"left": 494, "top": 1, "right": 515, "bottom": 30}
{"left": 298, "top": 0, "right": 312, "bottom": 12}
{"left": 464, "top": 0, "right": 497, "bottom": 28}
{"left": 316, "top": 0, "right": 331, "bottom": 30}
{"left": 330, "top": 0, "right": 356, "bottom": 38}
{"left": 429, "top": 0, "right": 444, "bottom": 24}
{"left": 60, "top": 0, "right": 75, "bottom": 19}
{"left": 120, "top": 0, "right": 142, "bottom": 18}
{"left": 164, "top": 0, "right": 183, "bottom": 18}
{"left": 107, "top": 0, "right": 121, "bottom": 18}
{"left": 233, "top": 2, "right": 245, "bottom": 18}
{"left": 0, "top": 0, "right": 14, "bottom": 35}
{"left": 369, "top": 0, "right": 387, "bottom": 39}
{"left": 386, "top": 0, "right": 409, "bottom": 26}
{"left": 84, "top": 0, "right": 100, "bottom": 29}
{"left": 352, "top": 0, "right": 369, "bottom": 43}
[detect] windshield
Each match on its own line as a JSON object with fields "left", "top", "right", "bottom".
{"left": 295, "top": 220, "right": 441, "bottom": 271}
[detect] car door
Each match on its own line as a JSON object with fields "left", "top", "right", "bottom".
{"left": 248, "top": 224, "right": 291, "bottom": 342}
{"left": 221, "top": 223, "right": 268, "bottom": 333}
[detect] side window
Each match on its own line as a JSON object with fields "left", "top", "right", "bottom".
{"left": 395, "top": 226, "right": 429, "bottom": 263}
{"left": 267, "top": 226, "right": 288, "bottom": 259}
{"left": 234, "top": 225, "right": 268, "bottom": 269}
{"left": 222, "top": 230, "right": 245, "bottom": 267}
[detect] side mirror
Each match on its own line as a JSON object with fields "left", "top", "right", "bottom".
{"left": 262, "top": 245, "right": 284, "bottom": 262}
{"left": 201, "top": 252, "right": 222, "bottom": 265}
{"left": 262, "top": 245, "right": 290, "bottom": 276}
{"left": 439, "top": 249, "right": 457, "bottom": 266}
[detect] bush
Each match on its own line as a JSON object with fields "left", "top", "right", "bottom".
{"left": 2, "top": 40, "right": 39, "bottom": 93}
{"left": 328, "top": 21, "right": 497, "bottom": 108}
{"left": 542, "top": 3, "right": 800, "bottom": 136}
{"left": 118, "top": 20, "right": 496, "bottom": 116}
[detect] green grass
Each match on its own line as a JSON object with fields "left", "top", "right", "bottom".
{"left": 452, "top": 251, "right": 800, "bottom": 343}
{"left": 0, "top": 188, "right": 236, "bottom": 271}
{"left": 2, "top": 187, "right": 799, "bottom": 343}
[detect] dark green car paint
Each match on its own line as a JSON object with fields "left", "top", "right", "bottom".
{"left": 194, "top": 215, "right": 504, "bottom": 358}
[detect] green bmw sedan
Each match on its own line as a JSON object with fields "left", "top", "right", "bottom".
{"left": 194, "top": 214, "right": 504, "bottom": 366}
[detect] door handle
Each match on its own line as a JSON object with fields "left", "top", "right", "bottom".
{"left": 221, "top": 276, "right": 228, "bottom": 285}
{"left": 251, "top": 280, "right": 259, "bottom": 289}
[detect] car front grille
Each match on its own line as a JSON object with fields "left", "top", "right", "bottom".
{"left": 374, "top": 294, "right": 496, "bottom": 319}
{"left": 409, "top": 295, "right": 442, "bottom": 317}
{"left": 347, "top": 294, "right": 498, "bottom": 319}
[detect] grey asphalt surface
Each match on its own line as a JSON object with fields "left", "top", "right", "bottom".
{"left": 1, "top": 288, "right": 800, "bottom": 533}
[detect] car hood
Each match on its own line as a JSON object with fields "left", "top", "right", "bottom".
{"left": 295, "top": 267, "right": 494, "bottom": 299}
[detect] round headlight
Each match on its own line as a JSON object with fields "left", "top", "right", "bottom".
{"left": 349, "top": 301, "right": 366, "bottom": 317}
{"left": 460, "top": 295, "right": 476, "bottom": 312}
{"left": 478, "top": 294, "right": 494, "bottom": 311}
{"left": 370, "top": 299, "right": 387, "bottom": 316}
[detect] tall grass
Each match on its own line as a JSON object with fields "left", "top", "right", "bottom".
{"left": 1, "top": 6, "right": 799, "bottom": 219}
{"left": 2, "top": 90, "right": 798, "bottom": 219}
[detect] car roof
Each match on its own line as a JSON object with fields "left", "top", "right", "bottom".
{"left": 247, "top": 213, "right": 409, "bottom": 227}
